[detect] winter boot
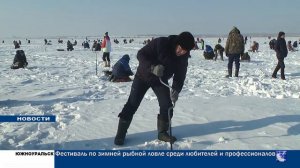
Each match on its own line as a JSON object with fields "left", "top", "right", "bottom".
{"left": 272, "top": 66, "right": 280, "bottom": 78}
{"left": 114, "top": 118, "right": 132, "bottom": 145}
{"left": 281, "top": 68, "right": 285, "bottom": 80}
{"left": 225, "top": 69, "right": 232, "bottom": 78}
{"left": 157, "top": 114, "right": 177, "bottom": 143}
{"left": 107, "top": 61, "right": 110, "bottom": 67}
{"left": 104, "top": 61, "right": 108, "bottom": 67}
{"left": 235, "top": 69, "right": 239, "bottom": 77}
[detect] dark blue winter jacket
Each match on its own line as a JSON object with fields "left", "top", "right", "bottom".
{"left": 136, "top": 35, "right": 190, "bottom": 93}
{"left": 205, "top": 45, "right": 213, "bottom": 53}
{"left": 275, "top": 38, "right": 288, "bottom": 59}
{"left": 112, "top": 54, "right": 134, "bottom": 78}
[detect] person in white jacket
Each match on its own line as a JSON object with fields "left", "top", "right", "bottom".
{"left": 101, "top": 32, "right": 112, "bottom": 67}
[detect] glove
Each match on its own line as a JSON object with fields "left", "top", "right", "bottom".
{"left": 151, "top": 64, "right": 164, "bottom": 77}
{"left": 170, "top": 89, "right": 179, "bottom": 103}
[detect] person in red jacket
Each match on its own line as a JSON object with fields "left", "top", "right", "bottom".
{"left": 101, "top": 32, "right": 112, "bottom": 67}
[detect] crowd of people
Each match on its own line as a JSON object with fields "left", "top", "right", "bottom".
{"left": 6, "top": 29, "right": 298, "bottom": 81}
{"left": 4, "top": 28, "right": 299, "bottom": 146}
{"left": 194, "top": 28, "right": 300, "bottom": 80}
{"left": 5, "top": 29, "right": 298, "bottom": 81}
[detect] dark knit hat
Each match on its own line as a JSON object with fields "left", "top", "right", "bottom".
{"left": 176, "top": 32, "right": 195, "bottom": 51}
{"left": 278, "top": 31, "right": 285, "bottom": 39}
{"left": 122, "top": 54, "right": 130, "bottom": 61}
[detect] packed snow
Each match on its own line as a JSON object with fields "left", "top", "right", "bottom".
{"left": 0, "top": 36, "right": 300, "bottom": 150}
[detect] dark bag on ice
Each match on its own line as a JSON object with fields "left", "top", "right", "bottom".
{"left": 240, "top": 52, "right": 251, "bottom": 62}
{"left": 293, "top": 41, "right": 298, "bottom": 48}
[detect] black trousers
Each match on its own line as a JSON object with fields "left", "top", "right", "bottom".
{"left": 272, "top": 58, "right": 285, "bottom": 78}
{"left": 118, "top": 76, "right": 173, "bottom": 121}
{"left": 228, "top": 54, "right": 240, "bottom": 70}
{"left": 214, "top": 51, "right": 224, "bottom": 60}
{"left": 102, "top": 52, "right": 110, "bottom": 62}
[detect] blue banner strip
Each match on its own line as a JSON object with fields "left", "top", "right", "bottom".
{"left": 0, "top": 115, "right": 56, "bottom": 122}
{"left": 54, "top": 150, "right": 298, "bottom": 168}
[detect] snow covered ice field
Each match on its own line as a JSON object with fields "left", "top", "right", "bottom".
{"left": 0, "top": 36, "right": 300, "bottom": 150}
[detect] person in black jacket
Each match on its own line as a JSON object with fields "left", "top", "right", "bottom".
{"left": 272, "top": 31, "right": 288, "bottom": 80}
{"left": 214, "top": 44, "right": 224, "bottom": 61}
{"left": 114, "top": 32, "right": 195, "bottom": 145}
{"left": 67, "top": 40, "right": 74, "bottom": 51}
{"left": 11, "top": 50, "right": 28, "bottom": 69}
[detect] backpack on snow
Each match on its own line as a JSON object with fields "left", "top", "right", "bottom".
{"left": 293, "top": 41, "right": 298, "bottom": 48}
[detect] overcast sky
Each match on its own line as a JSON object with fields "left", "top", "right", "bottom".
{"left": 0, "top": 0, "right": 299, "bottom": 38}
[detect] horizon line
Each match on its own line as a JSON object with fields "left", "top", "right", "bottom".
{"left": 1, "top": 32, "right": 300, "bottom": 39}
